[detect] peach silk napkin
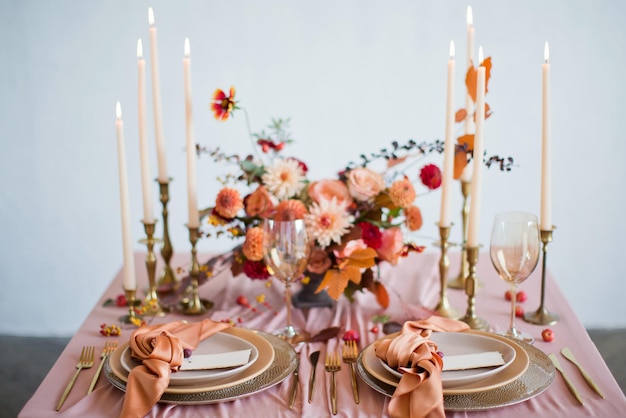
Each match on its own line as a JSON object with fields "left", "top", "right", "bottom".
{"left": 374, "top": 316, "right": 470, "bottom": 418}
{"left": 120, "top": 319, "right": 231, "bottom": 418}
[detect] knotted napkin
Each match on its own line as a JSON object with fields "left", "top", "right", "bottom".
{"left": 374, "top": 316, "right": 470, "bottom": 418}
{"left": 120, "top": 319, "right": 231, "bottom": 418}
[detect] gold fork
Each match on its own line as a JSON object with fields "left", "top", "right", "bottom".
{"left": 342, "top": 340, "right": 360, "bottom": 404}
{"left": 56, "top": 346, "right": 95, "bottom": 411}
{"left": 325, "top": 351, "right": 341, "bottom": 415}
{"left": 87, "top": 341, "right": 118, "bottom": 394}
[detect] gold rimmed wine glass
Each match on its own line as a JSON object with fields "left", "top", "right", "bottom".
{"left": 262, "top": 218, "right": 311, "bottom": 343}
{"left": 490, "top": 211, "right": 540, "bottom": 344}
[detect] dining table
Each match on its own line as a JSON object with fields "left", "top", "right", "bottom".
{"left": 18, "top": 250, "right": 626, "bottom": 417}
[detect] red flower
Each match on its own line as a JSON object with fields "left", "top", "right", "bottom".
{"left": 359, "top": 222, "right": 382, "bottom": 249}
{"left": 211, "top": 87, "right": 237, "bottom": 121}
{"left": 419, "top": 164, "right": 442, "bottom": 190}
{"left": 243, "top": 259, "right": 271, "bottom": 280}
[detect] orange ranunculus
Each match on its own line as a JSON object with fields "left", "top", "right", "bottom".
{"left": 244, "top": 186, "right": 274, "bottom": 218}
{"left": 308, "top": 179, "right": 353, "bottom": 207}
{"left": 389, "top": 176, "right": 417, "bottom": 208}
{"left": 346, "top": 167, "right": 385, "bottom": 201}
{"left": 404, "top": 205, "right": 423, "bottom": 231}
{"left": 242, "top": 227, "right": 264, "bottom": 261}
{"left": 275, "top": 199, "right": 308, "bottom": 221}
{"left": 307, "top": 247, "right": 332, "bottom": 274}
{"left": 215, "top": 187, "right": 243, "bottom": 219}
{"left": 211, "top": 87, "right": 237, "bottom": 121}
{"left": 376, "top": 227, "right": 404, "bottom": 265}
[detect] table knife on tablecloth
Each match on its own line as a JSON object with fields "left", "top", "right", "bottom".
{"left": 308, "top": 351, "right": 320, "bottom": 403}
{"left": 549, "top": 353, "right": 584, "bottom": 405}
{"left": 561, "top": 347, "right": 605, "bottom": 399}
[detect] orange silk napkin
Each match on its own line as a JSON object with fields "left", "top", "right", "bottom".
{"left": 374, "top": 316, "right": 470, "bottom": 418}
{"left": 120, "top": 319, "right": 231, "bottom": 418}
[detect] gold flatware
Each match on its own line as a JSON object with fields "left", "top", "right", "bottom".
{"left": 308, "top": 350, "right": 320, "bottom": 403}
{"left": 288, "top": 358, "right": 299, "bottom": 409}
{"left": 342, "top": 340, "right": 360, "bottom": 404}
{"left": 561, "top": 347, "right": 605, "bottom": 399}
{"left": 56, "top": 346, "right": 95, "bottom": 411}
{"left": 87, "top": 341, "right": 118, "bottom": 394}
{"left": 325, "top": 351, "right": 341, "bottom": 415}
{"left": 549, "top": 353, "right": 584, "bottom": 405}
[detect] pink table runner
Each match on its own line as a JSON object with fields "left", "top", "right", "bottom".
{"left": 19, "top": 252, "right": 626, "bottom": 417}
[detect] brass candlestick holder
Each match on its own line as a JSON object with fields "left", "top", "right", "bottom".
{"left": 140, "top": 221, "right": 169, "bottom": 316}
{"left": 524, "top": 228, "right": 560, "bottom": 325}
{"left": 460, "top": 246, "right": 489, "bottom": 330}
{"left": 449, "top": 180, "right": 471, "bottom": 289}
{"left": 179, "top": 226, "right": 213, "bottom": 315}
{"left": 434, "top": 224, "right": 460, "bottom": 318}
{"left": 119, "top": 288, "right": 143, "bottom": 326}
{"left": 157, "top": 178, "right": 177, "bottom": 289}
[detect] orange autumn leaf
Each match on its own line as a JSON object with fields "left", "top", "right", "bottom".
{"left": 373, "top": 281, "right": 390, "bottom": 309}
{"left": 466, "top": 65, "right": 477, "bottom": 103}
{"left": 482, "top": 56, "right": 492, "bottom": 94}
{"left": 485, "top": 103, "right": 493, "bottom": 119}
{"left": 457, "top": 134, "right": 474, "bottom": 152}
{"left": 455, "top": 108, "right": 467, "bottom": 123}
{"left": 316, "top": 269, "right": 348, "bottom": 300}
{"left": 453, "top": 150, "right": 468, "bottom": 180}
{"left": 387, "top": 156, "right": 408, "bottom": 169}
{"left": 343, "top": 265, "right": 363, "bottom": 284}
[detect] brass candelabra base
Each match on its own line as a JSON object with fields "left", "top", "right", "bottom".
{"left": 460, "top": 246, "right": 489, "bottom": 331}
{"left": 524, "top": 228, "right": 560, "bottom": 325}
{"left": 157, "top": 179, "right": 178, "bottom": 290}
{"left": 178, "top": 226, "right": 213, "bottom": 315}
{"left": 119, "top": 288, "right": 143, "bottom": 326}
{"left": 434, "top": 224, "right": 460, "bottom": 319}
{"left": 140, "top": 221, "right": 170, "bottom": 317}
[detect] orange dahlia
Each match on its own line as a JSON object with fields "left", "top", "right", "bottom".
{"left": 211, "top": 86, "right": 237, "bottom": 121}
{"left": 389, "top": 176, "right": 416, "bottom": 208}
{"left": 242, "top": 227, "right": 264, "bottom": 261}
{"left": 275, "top": 199, "right": 308, "bottom": 221}
{"left": 404, "top": 205, "right": 423, "bottom": 231}
{"left": 215, "top": 187, "right": 243, "bottom": 219}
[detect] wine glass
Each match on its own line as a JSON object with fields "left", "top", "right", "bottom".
{"left": 262, "top": 218, "right": 311, "bottom": 343}
{"left": 490, "top": 212, "right": 540, "bottom": 343}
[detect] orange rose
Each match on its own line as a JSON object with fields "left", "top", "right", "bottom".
{"left": 307, "top": 247, "right": 332, "bottom": 274}
{"left": 244, "top": 186, "right": 274, "bottom": 218}
{"left": 347, "top": 167, "right": 385, "bottom": 201}
{"left": 308, "top": 179, "right": 353, "bottom": 207}
{"left": 376, "top": 227, "right": 404, "bottom": 265}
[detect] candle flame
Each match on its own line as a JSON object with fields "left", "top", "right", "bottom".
{"left": 148, "top": 7, "right": 155, "bottom": 26}
{"left": 544, "top": 41, "right": 549, "bottom": 63}
{"left": 116, "top": 102, "right": 122, "bottom": 120}
{"left": 478, "top": 45, "right": 484, "bottom": 65}
{"left": 137, "top": 39, "right": 143, "bottom": 58}
{"left": 467, "top": 6, "right": 473, "bottom": 26}
{"left": 184, "top": 37, "right": 190, "bottom": 58}
{"left": 449, "top": 41, "right": 455, "bottom": 59}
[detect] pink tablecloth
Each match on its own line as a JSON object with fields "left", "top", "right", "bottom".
{"left": 19, "top": 251, "right": 626, "bottom": 417}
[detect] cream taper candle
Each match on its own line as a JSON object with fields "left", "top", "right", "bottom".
{"left": 183, "top": 38, "right": 199, "bottom": 229}
{"left": 148, "top": 7, "right": 168, "bottom": 182}
{"left": 461, "top": 5, "right": 475, "bottom": 182}
{"left": 137, "top": 39, "right": 154, "bottom": 224}
{"left": 467, "top": 47, "right": 486, "bottom": 248}
{"left": 439, "top": 41, "right": 456, "bottom": 228}
{"left": 540, "top": 41, "right": 552, "bottom": 231}
{"left": 115, "top": 102, "right": 137, "bottom": 291}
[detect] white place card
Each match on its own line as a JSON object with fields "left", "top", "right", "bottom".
{"left": 442, "top": 351, "right": 505, "bottom": 371}
{"left": 179, "top": 349, "right": 252, "bottom": 371}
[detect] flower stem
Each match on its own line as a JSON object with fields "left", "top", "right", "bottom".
{"left": 242, "top": 107, "right": 265, "bottom": 163}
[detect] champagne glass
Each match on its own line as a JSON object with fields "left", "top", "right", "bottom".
{"left": 262, "top": 219, "right": 311, "bottom": 343}
{"left": 490, "top": 212, "right": 540, "bottom": 343}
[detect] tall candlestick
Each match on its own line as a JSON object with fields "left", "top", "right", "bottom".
{"left": 183, "top": 38, "right": 199, "bottom": 228}
{"left": 115, "top": 102, "right": 137, "bottom": 291}
{"left": 137, "top": 39, "right": 154, "bottom": 224}
{"left": 466, "top": 47, "right": 486, "bottom": 248}
{"left": 461, "top": 5, "right": 475, "bottom": 182}
{"left": 148, "top": 7, "right": 168, "bottom": 182}
{"left": 540, "top": 42, "right": 552, "bottom": 231}
{"left": 439, "top": 41, "right": 455, "bottom": 228}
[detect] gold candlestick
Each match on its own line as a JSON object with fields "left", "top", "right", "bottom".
{"left": 140, "top": 221, "right": 169, "bottom": 316}
{"left": 119, "top": 288, "right": 143, "bottom": 326}
{"left": 460, "top": 246, "right": 489, "bottom": 330}
{"left": 524, "top": 228, "right": 560, "bottom": 325}
{"left": 179, "top": 226, "right": 213, "bottom": 315}
{"left": 449, "top": 180, "right": 471, "bottom": 289}
{"left": 434, "top": 224, "right": 460, "bottom": 318}
{"left": 157, "top": 179, "right": 177, "bottom": 289}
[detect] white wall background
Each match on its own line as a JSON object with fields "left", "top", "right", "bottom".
{"left": 1, "top": 0, "right": 625, "bottom": 336}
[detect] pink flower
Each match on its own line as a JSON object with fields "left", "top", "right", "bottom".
{"left": 420, "top": 164, "right": 442, "bottom": 190}
{"left": 334, "top": 239, "right": 368, "bottom": 259}
{"left": 346, "top": 167, "right": 385, "bottom": 201}
{"left": 308, "top": 179, "right": 353, "bottom": 207}
{"left": 307, "top": 247, "right": 332, "bottom": 274}
{"left": 376, "top": 227, "right": 404, "bottom": 265}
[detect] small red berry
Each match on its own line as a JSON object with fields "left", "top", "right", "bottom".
{"left": 370, "top": 326, "right": 379, "bottom": 333}
{"left": 342, "top": 330, "right": 360, "bottom": 343}
{"left": 504, "top": 290, "right": 512, "bottom": 301}
{"left": 115, "top": 294, "right": 127, "bottom": 307}
{"left": 542, "top": 328, "right": 554, "bottom": 342}
{"left": 236, "top": 295, "right": 250, "bottom": 307}
{"left": 515, "top": 305, "right": 524, "bottom": 317}
{"left": 237, "top": 317, "right": 243, "bottom": 323}
{"left": 516, "top": 291, "right": 527, "bottom": 303}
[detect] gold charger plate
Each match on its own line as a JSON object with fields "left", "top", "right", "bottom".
{"left": 357, "top": 331, "right": 555, "bottom": 411}
{"left": 104, "top": 329, "right": 297, "bottom": 404}
{"left": 363, "top": 330, "right": 530, "bottom": 395}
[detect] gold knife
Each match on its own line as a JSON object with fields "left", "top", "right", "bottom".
{"left": 308, "top": 351, "right": 320, "bottom": 403}
{"left": 549, "top": 353, "right": 584, "bottom": 405}
{"left": 289, "top": 359, "right": 299, "bottom": 409}
{"left": 561, "top": 347, "right": 605, "bottom": 399}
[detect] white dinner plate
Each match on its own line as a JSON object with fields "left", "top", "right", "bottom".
{"left": 378, "top": 331, "right": 516, "bottom": 388}
{"left": 121, "top": 331, "right": 259, "bottom": 386}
